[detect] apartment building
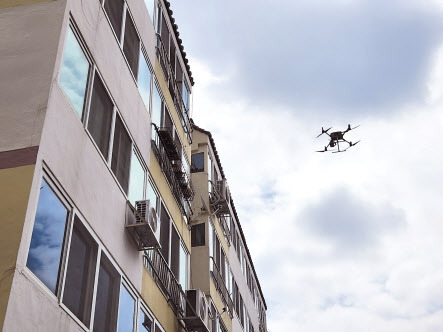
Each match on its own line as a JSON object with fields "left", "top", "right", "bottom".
{"left": 0, "top": 0, "right": 267, "bottom": 331}
{"left": 190, "top": 125, "right": 268, "bottom": 332}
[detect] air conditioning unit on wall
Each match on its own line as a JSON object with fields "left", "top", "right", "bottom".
{"left": 135, "top": 200, "right": 161, "bottom": 243}
{"left": 184, "top": 289, "right": 209, "bottom": 331}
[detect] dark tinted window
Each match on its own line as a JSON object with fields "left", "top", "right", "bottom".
{"left": 191, "top": 152, "right": 204, "bottom": 173}
{"left": 123, "top": 14, "right": 140, "bottom": 77}
{"left": 63, "top": 217, "right": 98, "bottom": 326}
{"left": 93, "top": 254, "right": 120, "bottom": 332}
{"left": 170, "top": 227, "right": 180, "bottom": 279}
{"left": 104, "top": 0, "right": 124, "bottom": 38}
{"left": 88, "top": 74, "right": 113, "bottom": 158}
{"left": 111, "top": 115, "right": 132, "bottom": 193}
{"left": 191, "top": 223, "right": 205, "bottom": 247}
{"left": 26, "top": 180, "right": 68, "bottom": 294}
{"left": 159, "top": 203, "right": 170, "bottom": 260}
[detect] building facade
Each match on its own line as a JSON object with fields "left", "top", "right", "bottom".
{"left": 0, "top": 0, "right": 267, "bottom": 331}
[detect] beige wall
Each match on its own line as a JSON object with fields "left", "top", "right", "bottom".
{"left": 0, "top": 164, "right": 35, "bottom": 330}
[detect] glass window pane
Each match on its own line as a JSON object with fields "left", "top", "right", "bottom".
{"left": 159, "top": 203, "right": 170, "bottom": 261}
{"left": 59, "top": 28, "right": 90, "bottom": 118}
{"left": 146, "top": 180, "right": 157, "bottom": 212}
{"left": 87, "top": 74, "right": 113, "bottom": 158}
{"left": 138, "top": 309, "right": 153, "bottom": 332}
{"left": 62, "top": 217, "right": 98, "bottom": 326}
{"left": 151, "top": 85, "right": 162, "bottom": 140}
{"left": 182, "top": 82, "right": 189, "bottom": 110}
{"left": 138, "top": 50, "right": 151, "bottom": 110}
{"left": 27, "top": 180, "right": 68, "bottom": 294}
{"left": 93, "top": 254, "right": 120, "bottom": 332}
{"left": 111, "top": 115, "right": 132, "bottom": 194}
{"left": 191, "top": 223, "right": 205, "bottom": 247}
{"left": 104, "top": 0, "right": 124, "bottom": 38}
{"left": 170, "top": 227, "right": 180, "bottom": 279}
{"left": 117, "top": 285, "right": 135, "bottom": 332}
{"left": 128, "top": 150, "right": 145, "bottom": 206}
{"left": 179, "top": 245, "right": 187, "bottom": 290}
{"left": 123, "top": 14, "right": 140, "bottom": 77}
{"left": 191, "top": 152, "right": 204, "bottom": 173}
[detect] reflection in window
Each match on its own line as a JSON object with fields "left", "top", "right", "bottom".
{"left": 128, "top": 150, "right": 145, "bottom": 206}
{"left": 138, "top": 309, "right": 153, "bottom": 332}
{"left": 138, "top": 50, "right": 152, "bottom": 110}
{"left": 111, "top": 115, "right": 132, "bottom": 194}
{"left": 87, "top": 74, "right": 113, "bottom": 158}
{"left": 170, "top": 227, "right": 180, "bottom": 279}
{"left": 59, "top": 27, "right": 90, "bottom": 118}
{"left": 123, "top": 14, "right": 140, "bottom": 78}
{"left": 93, "top": 254, "right": 119, "bottom": 332}
{"left": 26, "top": 180, "right": 68, "bottom": 294}
{"left": 62, "top": 217, "right": 98, "bottom": 326}
{"left": 191, "top": 152, "right": 204, "bottom": 173}
{"left": 117, "top": 285, "right": 135, "bottom": 332}
{"left": 182, "top": 82, "right": 189, "bottom": 110}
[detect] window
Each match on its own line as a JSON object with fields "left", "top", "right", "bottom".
{"left": 128, "top": 150, "right": 145, "bottom": 206}
{"left": 117, "top": 284, "right": 136, "bottom": 332}
{"left": 139, "top": 308, "right": 153, "bottom": 332}
{"left": 93, "top": 254, "right": 119, "bottom": 332}
{"left": 26, "top": 179, "right": 68, "bottom": 294}
{"left": 138, "top": 49, "right": 152, "bottom": 109}
{"left": 170, "top": 226, "right": 180, "bottom": 279}
{"left": 87, "top": 73, "right": 114, "bottom": 158}
{"left": 146, "top": 179, "right": 158, "bottom": 212}
{"left": 183, "top": 81, "right": 190, "bottom": 110}
{"left": 104, "top": 0, "right": 124, "bottom": 39}
{"left": 159, "top": 203, "right": 170, "bottom": 261}
{"left": 123, "top": 13, "right": 140, "bottom": 77}
{"left": 191, "top": 223, "right": 205, "bottom": 247}
{"left": 62, "top": 217, "right": 98, "bottom": 326}
{"left": 179, "top": 244, "right": 188, "bottom": 290}
{"left": 191, "top": 152, "right": 204, "bottom": 173}
{"left": 59, "top": 27, "right": 90, "bottom": 118}
{"left": 111, "top": 115, "right": 132, "bottom": 193}
{"left": 208, "top": 154, "right": 212, "bottom": 192}
{"left": 151, "top": 84, "right": 162, "bottom": 140}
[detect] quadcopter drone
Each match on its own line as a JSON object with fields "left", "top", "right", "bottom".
{"left": 316, "top": 124, "right": 361, "bottom": 153}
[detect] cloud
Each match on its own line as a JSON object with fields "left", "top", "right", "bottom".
{"left": 173, "top": 0, "right": 443, "bottom": 115}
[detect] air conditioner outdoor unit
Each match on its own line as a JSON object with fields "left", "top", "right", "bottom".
{"left": 184, "top": 289, "right": 209, "bottom": 331}
{"left": 135, "top": 200, "right": 161, "bottom": 243}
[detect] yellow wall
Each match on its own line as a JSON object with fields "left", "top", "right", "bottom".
{"left": 149, "top": 150, "right": 191, "bottom": 250}
{"left": 142, "top": 267, "right": 181, "bottom": 332}
{"left": 0, "top": 0, "right": 53, "bottom": 10}
{"left": 0, "top": 165, "right": 35, "bottom": 329}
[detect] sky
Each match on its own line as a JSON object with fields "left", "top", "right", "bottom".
{"left": 172, "top": 1, "right": 443, "bottom": 331}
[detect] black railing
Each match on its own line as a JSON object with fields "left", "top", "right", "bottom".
{"left": 210, "top": 257, "right": 234, "bottom": 318}
{"left": 144, "top": 249, "right": 186, "bottom": 315}
{"left": 155, "top": 33, "right": 192, "bottom": 143}
{"left": 151, "top": 132, "right": 194, "bottom": 218}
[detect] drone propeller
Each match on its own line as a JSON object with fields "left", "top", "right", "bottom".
{"left": 349, "top": 140, "right": 361, "bottom": 147}
{"left": 346, "top": 124, "right": 361, "bottom": 132}
{"left": 316, "top": 127, "right": 332, "bottom": 138}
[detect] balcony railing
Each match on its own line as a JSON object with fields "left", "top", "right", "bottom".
{"left": 210, "top": 257, "right": 234, "bottom": 318}
{"left": 144, "top": 249, "right": 186, "bottom": 315}
{"left": 152, "top": 129, "right": 194, "bottom": 218}
{"left": 155, "top": 33, "right": 192, "bottom": 143}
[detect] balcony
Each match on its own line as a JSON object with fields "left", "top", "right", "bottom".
{"left": 210, "top": 257, "right": 234, "bottom": 318}
{"left": 156, "top": 33, "right": 192, "bottom": 143}
{"left": 144, "top": 250, "right": 209, "bottom": 332}
{"left": 152, "top": 131, "right": 194, "bottom": 219}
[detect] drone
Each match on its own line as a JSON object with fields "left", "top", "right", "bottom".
{"left": 316, "top": 124, "right": 361, "bottom": 153}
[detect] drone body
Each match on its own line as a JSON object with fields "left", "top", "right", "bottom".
{"left": 316, "top": 124, "right": 360, "bottom": 153}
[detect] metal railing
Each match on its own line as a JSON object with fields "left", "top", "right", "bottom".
{"left": 144, "top": 249, "right": 186, "bottom": 315}
{"left": 155, "top": 33, "right": 192, "bottom": 143}
{"left": 210, "top": 257, "right": 234, "bottom": 318}
{"left": 151, "top": 133, "right": 194, "bottom": 218}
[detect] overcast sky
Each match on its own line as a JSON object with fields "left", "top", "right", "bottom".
{"left": 172, "top": 1, "right": 443, "bottom": 330}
